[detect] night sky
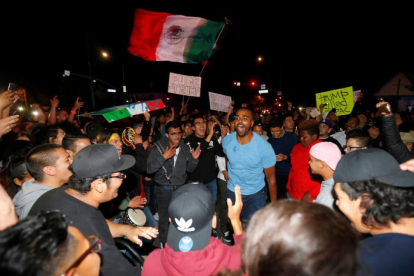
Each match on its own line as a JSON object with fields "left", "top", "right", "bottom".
{"left": 1, "top": 3, "right": 412, "bottom": 111}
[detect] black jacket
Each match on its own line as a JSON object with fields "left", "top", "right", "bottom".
{"left": 382, "top": 114, "right": 413, "bottom": 163}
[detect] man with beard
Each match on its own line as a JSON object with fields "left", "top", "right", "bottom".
{"left": 147, "top": 121, "right": 201, "bottom": 247}
{"left": 222, "top": 107, "right": 276, "bottom": 229}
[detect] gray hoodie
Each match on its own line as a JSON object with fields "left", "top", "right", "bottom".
{"left": 13, "top": 178, "right": 53, "bottom": 219}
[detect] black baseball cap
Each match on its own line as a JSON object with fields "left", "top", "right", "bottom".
{"left": 167, "top": 184, "right": 214, "bottom": 252}
{"left": 334, "top": 148, "right": 414, "bottom": 187}
{"left": 72, "top": 144, "right": 135, "bottom": 178}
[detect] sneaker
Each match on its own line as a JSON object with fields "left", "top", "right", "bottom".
{"left": 153, "top": 212, "right": 159, "bottom": 221}
{"left": 221, "top": 231, "right": 233, "bottom": 245}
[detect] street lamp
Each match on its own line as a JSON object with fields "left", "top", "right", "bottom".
{"left": 102, "top": 51, "right": 127, "bottom": 102}
{"left": 257, "top": 56, "right": 282, "bottom": 93}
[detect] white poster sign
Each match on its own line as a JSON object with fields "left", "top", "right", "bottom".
{"left": 168, "top": 72, "right": 201, "bottom": 97}
{"left": 208, "top": 92, "right": 232, "bottom": 112}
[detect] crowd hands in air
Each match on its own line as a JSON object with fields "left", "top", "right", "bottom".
{"left": 1, "top": 86, "right": 414, "bottom": 276}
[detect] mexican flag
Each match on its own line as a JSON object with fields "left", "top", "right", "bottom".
{"left": 128, "top": 9, "right": 225, "bottom": 64}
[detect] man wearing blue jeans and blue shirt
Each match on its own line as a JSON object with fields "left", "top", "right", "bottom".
{"left": 185, "top": 116, "right": 225, "bottom": 200}
{"left": 222, "top": 107, "right": 277, "bottom": 228}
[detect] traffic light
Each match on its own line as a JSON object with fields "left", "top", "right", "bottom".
{"left": 251, "top": 81, "right": 256, "bottom": 86}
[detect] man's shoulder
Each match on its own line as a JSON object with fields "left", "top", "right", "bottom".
{"left": 284, "top": 131, "right": 298, "bottom": 139}
{"left": 222, "top": 132, "right": 236, "bottom": 146}
{"left": 29, "top": 187, "right": 71, "bottom": 215}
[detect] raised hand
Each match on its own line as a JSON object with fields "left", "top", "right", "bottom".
{"left": 0, "top": 115, "right": 19, "bottom": 138}
{"left": 227, "top": 185, "right": 243, "bottom": 221}
{"left": 0, "top": 90, "right": 17, "bottom": 110}
{"left": 143, "top": 110, "right": 150, "bottom": 122}
{"left": 376, "top": 101, "right": 392, "bottom": 116}
{"left": 163, "top": 145, "right": 177, "bottom": 160}
{"left": 191, "top": 144, "right": 201, "bottom": 159}
{"left": 72, "top": 97, "right": 85, "bottom": 111}
{"left": 221, "top": 124, "right": 228, "bottom": 138}
{"left": 50, "top": 95, "right": 59, "bottom": 108}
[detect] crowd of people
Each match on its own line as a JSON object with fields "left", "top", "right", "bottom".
{"left": 1, "top": 86, "right": 414, "bottom": 276}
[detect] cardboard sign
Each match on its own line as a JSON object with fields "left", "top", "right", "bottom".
{"left": 168, "top": 72, "right": 201, "bottom": 97}
{"left": 80, "top": 99, "right": 166, "bottom": 122}
{"left": 315, "top": 86, "right": 354, "bottom": 116}
{"left": 208, "top": 92, "right": 231, "bottom": 112}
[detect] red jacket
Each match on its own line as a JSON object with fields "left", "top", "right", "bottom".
{"left": 142, "top": 235, "right": 243, "bottom": 276}
{"left": 287, "top": 139, "right": 323, "bottom": 201}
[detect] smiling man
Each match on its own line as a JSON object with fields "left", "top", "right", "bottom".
{"left": 185, "top": 116, "right": 225, "bottom": 200}
{"left": 13, "top": 144, "right": 72, "bottom": 219}
{"left": 29, "top": 144, "right": 158, "bottom": 276}
{"left": 222, "top": 107, "right": 276, "bottom": 228}
{"left": 333, "top": 148, "right": 414, "bottom": 276}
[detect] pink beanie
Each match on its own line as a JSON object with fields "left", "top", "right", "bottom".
{"left": 310, "top": 142, "right": 342, "bottom": 170}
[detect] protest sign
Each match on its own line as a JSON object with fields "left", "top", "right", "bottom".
{"left": 208, "top": 92, "right": 231, "bottom": 112}
{"left": 315, "top": 86, "right": 354, "bottom": 116}
{"left": 168, "top": 72, "right": 201, "bottom": 97}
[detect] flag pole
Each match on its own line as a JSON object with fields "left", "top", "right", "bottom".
{"left": 199, "top": 18, "right": 233, "bottom": 78}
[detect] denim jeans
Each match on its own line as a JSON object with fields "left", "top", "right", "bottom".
{"left": 187, "top": 179, "right": 217, "bottom": 201}
{"left": 144, "top": 184, "right": 157, "bottom": 215}
{"left": 226, "top": 187, "right": 266, "bottom": 229}
{"left": 154, "top": 185, "right": 176, "bottom": 244}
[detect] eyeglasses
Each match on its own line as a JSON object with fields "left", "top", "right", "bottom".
{"left": 185, "top": 125, "right": 192, "bottom": 129}
{"left": 344, "top": 146, "right": 363, "bottom": 151}
{"left": 63, "top": 236, "right": 101, "bottom": 275}
{"left": 194, "top": 121, "right": 207, "bottom": 125}
{"left": 168, "top": 132, "right": 182, "bottom": 136}
{"left": 110, "top": 172, "right": 126, "bottom": 179}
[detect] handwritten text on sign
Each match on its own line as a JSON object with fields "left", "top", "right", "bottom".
{"left": 168, "top": 73, "right": 201, "bottom": 97}
{"left": 209, "top": 92, "right": 232, "bottom": 112}
{"left": 315, "top": 86, "right": 354, "bottom": 116}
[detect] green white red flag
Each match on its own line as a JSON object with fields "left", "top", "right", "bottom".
{"left": 128, "top": 9, "right": 225, "bottom": 64}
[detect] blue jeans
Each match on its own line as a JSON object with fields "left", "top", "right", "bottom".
{"left": 226, "top": 187, "right": 266, "bottom": 229}
{"left": 144, "top": 184, "right": 157, "bottom": 215}
{"left": 187, "top": 179, "right": 217, "bottom": 201}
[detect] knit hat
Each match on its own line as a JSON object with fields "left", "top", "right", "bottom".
{"left": 167, "top": 184, "right": 214, "bottom": 252}
{"left": 310, "top": 142, "right": 342, "bottom": 170}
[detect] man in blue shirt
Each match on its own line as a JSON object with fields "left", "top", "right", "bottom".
{"left": 267, "top": 118, "right": 298, "bottom": 199}
{"left": 222, "top": 107, "right": 276, "bottom": 228}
